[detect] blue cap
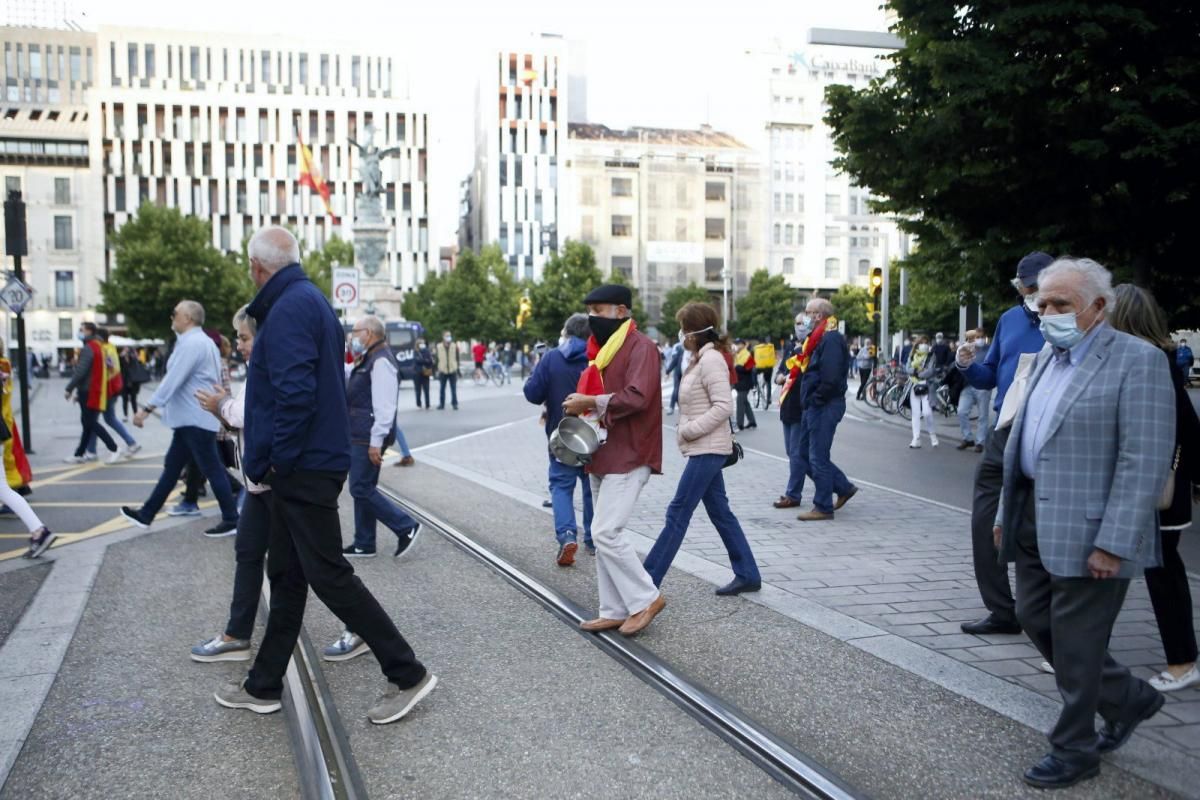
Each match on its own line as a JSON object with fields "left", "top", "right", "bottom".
{"left": 1016, "top": 251, "right": 1054, "bottom": 287}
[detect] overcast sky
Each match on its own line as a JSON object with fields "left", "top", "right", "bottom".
{"left": 53, "top": 0, "right": 891, "bottom": 245}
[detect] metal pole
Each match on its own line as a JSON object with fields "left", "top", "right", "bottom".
{"left": 976, "top": 293, "right": 983, "bottom": 330}
{"left": 958, "top": 291, "right": 967, "bottom": 343}
{"left": 880, "top": 235, "right": 890, "bottom": 361}
{"left": 11, "top": 253, "right": 32, "bottom": 452}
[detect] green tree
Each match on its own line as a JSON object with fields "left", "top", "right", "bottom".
{"left": 829, "top": 284, "right": 873, "bottom": 339}
{"left": 525, "top": 240, "right": 604, "bottom": 343}
{"left": 428, "top": 246, "right": 521, "bottom": 343}
{"left": 825, "top": 1, "right": 1200, "bottom": 326}
{"left": 658, "top": 283, "right": 714, "bottom": 339}
{"left": 99, "top": 203, "right": 254, "bottom": 338}
{"left": 401, "top": 270, "right": 445, "bottom": 335}
{"left": 605, "top": 269, "right": 647, "bottom": 327}
{"left": 302, "top": 235, "right": 354, "bottom": 296}
{"left": 733, "top": 269, "right": 797, "bottom": 342}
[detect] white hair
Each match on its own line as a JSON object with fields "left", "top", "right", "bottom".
{"left": 1039, "top": 257, "right": 1116, "bottom": 308}
{"left": 178, "top": 299, "right": 205, "bottom": 326}
{"left": 806, "top": 297, "right": 834, "bottom": 317}
{"left": 359, "top": 315, "right": 385, "bottom": 339}
{"left": 248, "top": 225, "right": 300, "bottom": 272}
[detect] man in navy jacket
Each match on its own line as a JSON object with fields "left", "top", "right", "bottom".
{"left": 524, "top": 313, "right": 594, "bottom": 565}
{"left": 215, "top": 226, "right": 437, "bottom": 725}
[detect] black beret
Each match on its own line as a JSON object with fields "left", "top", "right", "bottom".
{"left": 583, "top": 284, "right": 633, "bottom": 309}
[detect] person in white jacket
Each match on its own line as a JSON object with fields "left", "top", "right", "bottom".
{"left": 188, "top": 306, "right": 271, "bottom": 663}
{"left": 642, "top": 302, "right": 762, "bottom": 596}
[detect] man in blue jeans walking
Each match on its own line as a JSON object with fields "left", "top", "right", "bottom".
{"left": 791, "top": 298, "right": 857, "bottom": 522}
{"left": 120, "top": 301, "right": 239, "bottom": 537}
{"left": 523, "top": 312, "right": 594, "bottom": 566}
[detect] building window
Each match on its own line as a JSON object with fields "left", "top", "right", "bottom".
{"left": 299, "top": 53, "right": 308, "bottom": 84}
{"left": 676, "top": 180, "right": 688, "bottom": 207}
{"left": 773, "top": 193, "right": 781, "bottom": 214}
{"left": 825, "top": 193, "right": 841, "bottom": 214}
{"left": 795, "top": 194, "right": 805, "bottom": 213}
{"left": 825, "top": 227, "right": 838, "bottom": 246}
{"left": 5, "top": 176, "right": 20, "bottom": 195}
{"left": 704, "top": 257, "right": 724, "bottom": 282}
{"left": 848, "top": 196, "right": 858, "bottom": 216}
{"left": 581, "top": 215, "right": 594, "bottom": 242}
{"left": 611, "top": 215, "right": 632, "bottom": 237}
{"left": 647, "top": 215, "right": 657, "bottom": 240}
{"left": 773, "top": 223, "right": 781, "bottom": 245}
{"left": 59, "top": 317, "right": 73, "bottom": 340}
{"left": 858, "top": 258, "right": 871, "bottom": 277}
{"left": 784, "top": 224, "right": 793, "bottom": 246}
{"left": 705, "top": 181, "right": 725, "bottom": 201}
{"left": 784, "top": 163, "right": 794, "bottom": 182}
{"left": 675, "top": 218, "right": 687, "bottom": 241}
{"left": 580, "top": 176, "right": 594, "bottom": 205}
{"left": 128, "top": 43, "right": 138, "bottom": 78}
{"left": 351, "top": 56, "right": 361, "bottom": 88}
{"left": 55, "top": 271, "right": 75, "bottom": 307}
{"left": 53, "top": 216, "right": 73, "bottom": 249}
{"left": 784, "top": 194, "right": 794, "bottom": 213}
{"left": 261, "top": 50, "right": 270, "bottom": 83}
{"left": 54, "top": 177, "right": 70, "bottom": 204}
{"left": 611, "top": 177, "right": 632, "bottom": 197}
{"left": 796, "top": 225, "right": 805, "bottom": 245}
{"left": 783, "top": 257, "right": 795, "bottom": 274}
{"left": 320, "top": 54, "right": 329, "bottom": 86}
{"left": 612, "top": 255, "right": 633, "bottom": 279}
{"left": 705, "top": 218, "right": 725, "bottom": 240}
{"left": 70, "top": 46, "right": 81, "bottom": 82}
{"left": 824, "top": 258, "right": 840, "bottom": 279}
{"left": 145, "top": 44, "right": 155, "bottom": 77}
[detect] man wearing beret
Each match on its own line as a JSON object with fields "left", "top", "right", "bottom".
{"left": 562, "top": 284, "right": 666, "bottom": 636}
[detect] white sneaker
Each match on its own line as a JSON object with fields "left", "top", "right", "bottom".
{"left": 909, "top": 438, "right": 921, "bottom": 449}
{"left": 62, "top": 455, "right": 86, "bottom": 463}
{"left": 81, "top": 452, "right": 98, "bottom": 462}
{"left": 930, "top": 434, "right": 940, "bottom": 448}
{"left": 1039, "top": 660, "right": 1055, "bottom": 674}
{"left": 126, "top": 442, "right": 143, "bottom": 456}
{"left": 1149, "top": 665, "right": 1200, "bottom": 692}
{"left": 106, "top": 448, "right": 126, "bottom": 464}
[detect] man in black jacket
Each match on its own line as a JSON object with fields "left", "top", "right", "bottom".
{"left": 794, "top": 298, "right": 857, "bottom": 521}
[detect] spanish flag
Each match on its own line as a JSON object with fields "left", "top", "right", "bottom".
{"left": 296, "top": 122, "right": 339, "bottom": 224}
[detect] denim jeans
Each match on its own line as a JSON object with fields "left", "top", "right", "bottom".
{"left": 392, "top": 424, "right": 412, "bottom": 458}
{"left": 782, "top": 420, "right": 806, "bottom": 502}
{"left": 245, "top": 469, "right": 426, "bottom": 699}
{"left": 793, "top": 400, "right": 853, "bottom": 513}
{"left": 957, "top": 386, "right": 992, "bottom": 444}
{"left": 139, "top": 426, "right": 238, "bottom": 523}
{"left": 74, "top": 405, "right": 117, "bottom": 457}
{"left": 225, "top": 490, "right": 270, "bottom": 641}
{"left": 349, "top": 443, "right": 417, "bottom": 549}
{"left": 86, "top": 403, "right": 136, "bottom": 452}
{"left": 644, "top": 453, "right": 760, "bottom": 587}
{"left": 438, "top": 373, "right": 458, "bottom": 408}
{"left": 548, "top": 455, "right": 593, "bottom": 547}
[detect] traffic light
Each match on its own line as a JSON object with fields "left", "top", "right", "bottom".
{"left": 869, "top": 267, "right": 883, "bottom": 296}
{"left": 866, "top": 301, "right": 875, "bottom": 317}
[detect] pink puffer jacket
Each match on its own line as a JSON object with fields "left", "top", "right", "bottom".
{"left": 676, "top": 343, "right": 734, "bottom": 457}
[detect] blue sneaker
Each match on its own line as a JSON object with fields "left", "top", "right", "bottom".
{"left": 167, "top": 501, "right": 201, "bottom": 517}
{"left": 322, "top": 631, "right": 368, "bottom": 662}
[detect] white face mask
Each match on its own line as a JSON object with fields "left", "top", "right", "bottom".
{"left": 918, "top": 343, "right": 931, "bottom": 354}
{"left": 1024, "top": 294, "right": 1039, "bottom": 312}
{"left": 684, "top": 325, "right": 714, "bottom": 340}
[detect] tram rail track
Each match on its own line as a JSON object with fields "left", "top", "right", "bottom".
{"left": 380, "top": 487, "right": 866, "bottom": 800}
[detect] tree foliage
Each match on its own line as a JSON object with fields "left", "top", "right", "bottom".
{"left": 829, "top": 284, "right": 873, "bottom": 339}
{"left": 825, "top": 1, "right": 1200, "bottom": 326}
{"left": 605, "top": 268, "right": 647, "bottom": 327}
{"left": 399, "top": 245, "right": 520, "bottom": 343}
{"left": 301, "top": 235, "right": 354, "bottom": 296}
{"left": 99, "top": 203, "right": 254, "bottom": 339}
{"left": 524, "top": 240, "right": 605, "bottom": 343}
{"left": 732, "top": 269, "right": 797, "bottom": 341}
{"left": 658, "top": 283, "right": 714, "bottom": 339}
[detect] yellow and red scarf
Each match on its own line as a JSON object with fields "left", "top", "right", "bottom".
{"left": 576, "top": 318, "right": 636, "bottom": 400}
{"left": 779, "top": 315, "right": 837, "bottom": 404}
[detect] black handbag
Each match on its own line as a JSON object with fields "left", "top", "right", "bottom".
{"left": 912, "top": 382, "right": 930, "bottom": 396}
{"left": 723, "top": 419, "right": 742, "bottom": 469}
{"left": 218, "top": 437, "right": 239, "bottom": 470}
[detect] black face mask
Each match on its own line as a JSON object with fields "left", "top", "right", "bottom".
{"left": 588, "top": 315, "right": 624, "bottom": 346}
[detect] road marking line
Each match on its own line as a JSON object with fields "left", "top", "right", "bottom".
{"left": 410, "top": 415, "right": 541, "bottom": 453}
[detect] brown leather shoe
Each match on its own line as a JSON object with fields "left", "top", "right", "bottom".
{"left": 834, "top": 485, "right": 858, "bottom": 510}
{"left": 618, "top": 594, "right": 666, "bottom": 636}
{"left": 773, "top": 496, "right": 800, "bottom": 509}
{"left": 580, "top": 617, "right": 625, "bottom": 632}
{"left": 797, "top": 508, "right": 834, "bottom": 522}
{"left": 397, "top": 456, "right": 415, "bottom": 467}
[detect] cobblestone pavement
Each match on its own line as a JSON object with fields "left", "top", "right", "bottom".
{"left": 416, "top": 415, "right": 1200, "bottom": 760}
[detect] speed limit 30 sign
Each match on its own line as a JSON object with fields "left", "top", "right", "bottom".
{"left": 332, "top": 266, "right": 359, "bottom": 310}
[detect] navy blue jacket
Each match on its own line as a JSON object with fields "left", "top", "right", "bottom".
{"left": 523, "top": 337, "right": 588, "bottom": 437}
{"left": 243, "top": 264, "right": 351, "bottom": 483}
{"left": 800, "top": 329, "right": 850, "bottom": 409}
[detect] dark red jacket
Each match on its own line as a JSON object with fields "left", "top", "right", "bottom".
{"left": 588, "top": 331, "right": 663, "bottom": 476}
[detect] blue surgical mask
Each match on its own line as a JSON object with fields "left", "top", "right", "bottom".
{"left": 349, "top": 338, "right": 367, "bottom": 356}
{"left": 795, "top": 322, "right": 812, "bottom": 340}
{"left": 1040, "top": 312, "right": 1085, "bottom": 349}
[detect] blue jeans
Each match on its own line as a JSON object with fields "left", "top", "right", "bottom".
{"left": 350, "top": 443, "right": 417, "bottom": 549}
{"left": 793, "top": 400, "right": 853, "bottom": 514}
{"left": 140, "top": 426, "right": 238, "bottom": 522}
{"left": 392, "top": 424, "right": 412, "bottom": 458}
{"left": 548, "top": 455, "right": 593, "bottom": 547}
{"left": 643, "top": 453, "right": 760, "bottom": 587}
{"left": 957, "top": 387, "right": 992, "bottom": 444}
{"left": 86, "top": 403, "right": 137, "bottom": 452}
{"left": 783, "top": 420, "right": 806, "bottom": 502}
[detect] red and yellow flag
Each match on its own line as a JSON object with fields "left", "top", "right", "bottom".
{"left": 296, "top": 122, "right": 339, "bottom": 224}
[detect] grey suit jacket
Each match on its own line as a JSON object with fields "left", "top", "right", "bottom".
{"left": 998, "top": 324, "right": 1175, "bottom": 578}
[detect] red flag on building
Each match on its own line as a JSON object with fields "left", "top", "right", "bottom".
{"left": 295, "top": 121, "right": 339, "bottom": 224}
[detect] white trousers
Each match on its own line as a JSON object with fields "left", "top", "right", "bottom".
{"left": 910, "top": 390, "right": 934, "bottom": 440}
{"left": 589, "top": 467, "right": 660, "bottom": 620}
{"left": 0, "top": 481, "right": 43, "bottom": 533}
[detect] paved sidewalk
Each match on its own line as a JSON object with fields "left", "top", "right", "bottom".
{"left": 416, "top": 418, "right": 1200, "bottom": 766}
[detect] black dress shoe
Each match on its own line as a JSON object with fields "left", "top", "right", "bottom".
{"left": 542, "top": 500, "right": 553, "bottom": 508}
{"left": 1097, "top": 692, "right": 1165, "bottom": 754}
{"left": 960, "top": 615, "right": 1022, "bottom": 635}
{"left": 715, "top": 578, "right": 762, "bottom": 596}
{"left": 1022, "top": 754, "right": 1099, "bottom": 789}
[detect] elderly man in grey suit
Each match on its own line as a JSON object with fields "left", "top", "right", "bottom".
{"left": 995, "top": 258, "right": 1173, "bottom": 789}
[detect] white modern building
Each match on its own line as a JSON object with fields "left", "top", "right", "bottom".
{"left": 0, "top": 25, "right": 102, "bottom": 357}
{"left": 751, "top": 29, "right": 904, "bottom": 295}
{"left": 563, "top": 123, "right": 762, "bottom": 326}
{"left": 91, "top": 26, "right": 433, "bottom": 318}
{"left": 468, "top": 35, "right": 575, "bottom": 282}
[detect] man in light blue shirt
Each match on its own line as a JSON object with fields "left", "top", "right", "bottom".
{"left": 120, "top": 300, "right": 240, "bottom": 536}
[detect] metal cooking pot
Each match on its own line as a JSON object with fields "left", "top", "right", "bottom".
{"left": 549, "top": 416, "right": 601, "bottom": 467}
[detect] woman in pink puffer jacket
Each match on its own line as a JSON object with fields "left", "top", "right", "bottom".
{"left": 643, "top": 302, "right": 762, "bottom": 596}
